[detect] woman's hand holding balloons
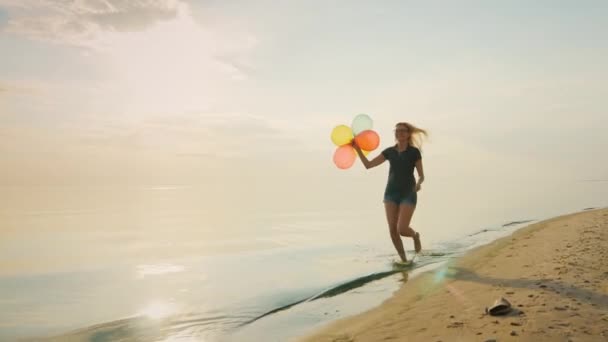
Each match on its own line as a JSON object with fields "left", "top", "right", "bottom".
{"left": 330, "top": 114, "right": 381, "bottom": 169}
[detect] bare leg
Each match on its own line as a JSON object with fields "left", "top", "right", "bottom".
{"left": 385, "top": 201, "right": 407, "bottom": 261}
{"left": 398, "top": 204, "right": 422, "bottom": 253}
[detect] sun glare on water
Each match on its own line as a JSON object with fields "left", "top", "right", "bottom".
{"left": 138, "top": 301, "right": 178, "bottom": 320}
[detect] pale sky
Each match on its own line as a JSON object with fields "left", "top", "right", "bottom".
{"left": 1, "top": 0, "right": 607, "bottom": 190}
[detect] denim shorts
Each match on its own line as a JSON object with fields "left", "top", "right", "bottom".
{"left": 384, "top": 190, "right": 417, "bottom": 206}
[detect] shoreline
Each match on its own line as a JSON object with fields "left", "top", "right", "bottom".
{"left": 297, "top": 207, "right": 608, "bottom": 342}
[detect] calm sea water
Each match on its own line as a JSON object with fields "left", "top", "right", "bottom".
{"left": 1, "top": 179, "right": 606, "bottom": 341}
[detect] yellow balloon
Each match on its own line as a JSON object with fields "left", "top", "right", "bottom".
{"left": 330, "top": 125, "right": 354, "bottom": 146}
{"left": 362, "top": 150, "right": 370, "bottom": 156}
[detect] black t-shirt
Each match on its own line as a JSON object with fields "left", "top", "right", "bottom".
{"left": 381, "top": 145, "right": 421, "bottom": 195}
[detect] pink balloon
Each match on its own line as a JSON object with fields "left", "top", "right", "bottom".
{"left": 354, "top": 130, "right": 380, "bottom": 151}
{"left": 333, "top": 145, "right": 356, "bottom": 169}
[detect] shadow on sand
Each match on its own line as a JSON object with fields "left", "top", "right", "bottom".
{"left": 445, "top": 266, "right": 608, "bottom": 310}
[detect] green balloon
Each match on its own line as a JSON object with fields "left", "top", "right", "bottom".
{"left": 351, "top": 114, "right": 373, "bottom": 135}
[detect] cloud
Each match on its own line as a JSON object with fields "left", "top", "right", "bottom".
{"left": 1, "top": 0, "right": 258, "bottom": 114}
{"left": 0, "top": 0, "right": 181, "bottom": 47}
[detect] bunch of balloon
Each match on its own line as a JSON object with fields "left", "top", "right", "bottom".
{"left": 330, "top": 114, "right": 380, "bottom": 169}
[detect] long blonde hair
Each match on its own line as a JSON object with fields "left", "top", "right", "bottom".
{"left": 395, "top": 122, "right": 428, "bottom": 149}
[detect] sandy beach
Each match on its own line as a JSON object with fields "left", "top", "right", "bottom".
{"left": 299, "top": 208, "right": 608, "bottom": 342}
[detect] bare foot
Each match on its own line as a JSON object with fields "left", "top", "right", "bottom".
{"left": 399, "top": 253, "right": 407, "bottom": 262}
{"left": 414, "top": 232, "right": 422, "bottom": 253}
{"left": 394, "top": 259, "right": 412, "bottom": 267}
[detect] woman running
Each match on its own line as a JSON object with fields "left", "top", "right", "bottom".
{"left": 353, "top": 122, "right": 427, "bottom": 264}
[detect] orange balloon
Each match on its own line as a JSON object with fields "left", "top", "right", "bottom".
{"left": 354, "top": 130, "right": 380, "bottom": 151}
{"left": 333, "top": 145, "right": 356, "bottom": 169}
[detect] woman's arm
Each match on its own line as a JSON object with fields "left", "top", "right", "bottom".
{"left": 353, "top": 143, "right": 386, "bottom": 169}
{"left": 415, "top": 159, "right": 425, "bottom": 191}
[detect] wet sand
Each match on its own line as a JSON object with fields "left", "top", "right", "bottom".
{"left": 298, "top": 208, "right": 608, "bottom": 342}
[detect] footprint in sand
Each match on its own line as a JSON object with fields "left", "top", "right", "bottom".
{"left": 446, "top": 322, "right": 463, "bottom": 328}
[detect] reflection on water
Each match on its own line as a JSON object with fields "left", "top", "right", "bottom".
{"left": 138, "top": 301, "right": 179, "bottom": 320}
{"left": 3, "top": 223, "right": 533, "bottom": 342}
{"left": 137, "top": 263, "right": 186, "bottom": 278}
